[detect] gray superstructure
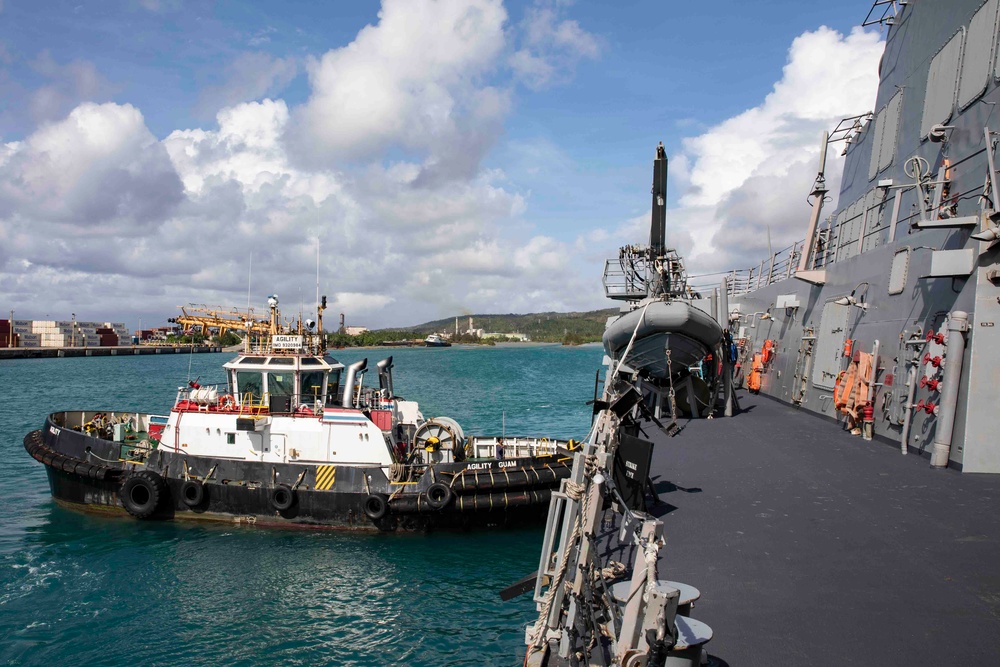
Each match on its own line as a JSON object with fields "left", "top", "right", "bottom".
{"left": 719, "top": 0, "right": 1000, "bottom": 472}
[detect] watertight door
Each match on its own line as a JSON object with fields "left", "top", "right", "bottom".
{"left": 811, "top": 301, "right": 850, "bottom": 390}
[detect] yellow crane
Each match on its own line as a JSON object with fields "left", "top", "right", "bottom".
{"left": 170, "top": 306, "right": 270, "bottom": 338}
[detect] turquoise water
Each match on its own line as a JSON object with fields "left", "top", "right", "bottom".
{"left": 0, "top": 344, "right": 603, "bottom": 666}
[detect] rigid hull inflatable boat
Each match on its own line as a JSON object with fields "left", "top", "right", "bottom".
{"left": 24, "top": 297, "right": 572, "bottom": 532}
{"left": 603, "top": 298, "right": 723, "bottom": 379}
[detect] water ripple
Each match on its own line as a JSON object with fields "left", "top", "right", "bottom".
{"left": 0, "top": 345, "right": 602, "bottom": 666}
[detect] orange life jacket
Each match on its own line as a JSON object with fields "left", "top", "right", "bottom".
{"left": 747, "top": 353, "right": 763, "bottom": 392}
{"left": 835, "top": 352, "right": 874, "bottom": 419}
{"left": 761, "top": 339, "right": 776, "bottom": 365}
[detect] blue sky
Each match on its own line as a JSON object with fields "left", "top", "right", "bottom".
{"left": 0, "top": 0, "right": 885, "bottom": 328}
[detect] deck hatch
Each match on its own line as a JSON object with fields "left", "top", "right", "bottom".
{"left": 888, "top": 247, "right": 910, "bottom": 294}
{"left": 861, "top": 188, "right": 885, "bottom": 253}
{"left": 839, "top": 197, "right": 863, "bottom": 260}
{"left": 868, "top": 106, "right": 886, "bottom": 180}
{"left": 962, "top": 0, "right": 998, "bottom": 107}
{"left": 922, "top": 28, "right": 965, "bottom": 138}
{"left": 878, "top": 90, "right": 902, "bottom": 173}
{"left": 867, "top": 90, "right": 902, "bottom": 179}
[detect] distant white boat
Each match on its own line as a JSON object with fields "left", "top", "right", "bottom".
{"left": 424, "top": 334, "right": 452, "bottom": 347}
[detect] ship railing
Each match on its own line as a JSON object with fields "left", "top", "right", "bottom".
{"left": 603, "top": 259, "right": 649, "bottom": 300}
{"left": 698, "top": 215, "right": 851, "bottom": 297}
{"left": 688, "top": 238, "right": 802, "bottom": 297}
{"left": 238, "top": 392, "right": 269, "bottom": 416}
{"left": 469, "top": 436, "right": 564, "bottom": 459}
{"left": 244, "top": 338, "right": 273, "bottom": 355}
{"left": 612, "top": 229, "right": 852, "bottom": 300}
{"left": 174, "top": 384, "right": 231, "bottom": 410}
{"left": 603, "top": 256, "right": 693, "bottom": 301}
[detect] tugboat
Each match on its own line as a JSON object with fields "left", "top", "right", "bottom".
{"left": 23, "top": 296, "right": 573, "bottom": 531}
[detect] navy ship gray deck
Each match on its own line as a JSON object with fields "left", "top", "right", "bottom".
{"left": 643, "top": 391, "right": 1000, "bottom": 665}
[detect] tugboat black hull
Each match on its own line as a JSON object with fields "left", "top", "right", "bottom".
{"left": 25, "top": 413, "right": 570, "bottom": 533}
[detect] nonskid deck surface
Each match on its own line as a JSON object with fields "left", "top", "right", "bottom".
{"left": 638, "top": 391, "right": 1000, "bottom": 665}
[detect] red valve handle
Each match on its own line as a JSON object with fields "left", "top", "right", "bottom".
{"left": 923, "top": 401, "right": 937, "bottom": 415}
{"left": 923, "top": 353, "right": 942, "bottom": 367}
{"left": 919, "top": 377, "right": 941, "bottom": 391}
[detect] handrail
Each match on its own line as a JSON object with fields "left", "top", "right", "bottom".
{"left": 238, "top": 391, "right": 270, "bottom": 416}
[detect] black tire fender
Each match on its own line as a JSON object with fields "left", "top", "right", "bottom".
{"left": 180, "top": 480, "right": 205, "bottom": 508}
{"left": 120, "top": 470, "right": 167, "bottom": 519}
{"left": 426, "top": 482, "right": 453, "bottom": 510}
{"left": 270, "top": 484, "right": 295, "bottom": 512}
{"left": 363, "top": 493, "right": 389, "bottom": 521}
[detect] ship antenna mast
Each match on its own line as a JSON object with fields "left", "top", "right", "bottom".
{"left": 247, "top": 252, "right": 252, "bottom": 315}
{"left": 649, "top": 142, "right": 670, "bottom": 297}
{"left": 650, "top": 142, "right": 668, "bottom": 254}
{"left": 316, "top": 238, "right": 327, "bottom": 354}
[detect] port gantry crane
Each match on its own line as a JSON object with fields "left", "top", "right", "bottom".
{"left": 171, "top": 306, "right": 271, "bottom": 338}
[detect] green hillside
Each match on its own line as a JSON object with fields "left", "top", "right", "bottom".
{"left": 399, "top": 309, "right": 618, "bottom": 343}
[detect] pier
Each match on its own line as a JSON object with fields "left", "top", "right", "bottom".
{"left": 0, "top": 345, "right": 223, "bottom": 360}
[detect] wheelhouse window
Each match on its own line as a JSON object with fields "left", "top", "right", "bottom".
{"left": 326, "top": 369, "right": 342, "bottom": 406}
{"left": 301, "top": 371, "right": 326, "bottom": 405}
{"left": 267, "top": 372, "right": 295, "bottom": 398}
{"left": 236, "top": 371, "right": 264, "bottom": 402}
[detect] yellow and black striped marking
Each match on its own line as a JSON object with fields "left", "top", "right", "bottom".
{"left": 315, "top": 465, "right": 337, "bottom": 491}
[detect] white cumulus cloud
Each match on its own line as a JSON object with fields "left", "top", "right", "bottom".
{"left": 510, "top": 1, "right": 600, "bottom": 90}
{"left": 0, "top": 102, "right": 182, "bottom": 231}
{"left": 671, "top": 27, "right": 884, "bottom": 273}
{"left": 287, "top": 0, "right": 508, "bottom": 176}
